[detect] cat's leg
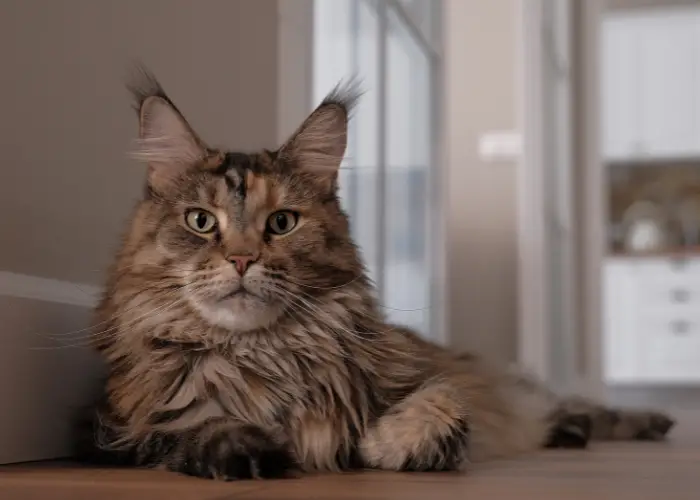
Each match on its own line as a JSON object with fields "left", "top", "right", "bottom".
{"left": 501, "top": 367, "right": 676, "bottom": 447}
{"left": 358, "top": 380, "right": 470, "bottom": 472}
{"left": 166, "top": 419, "right": 297, "bottom": 480}
{"left": 495, "top": 367, "right": 594, "bottom": 450}
{"left": 544, "top": 411, "right": 593, "bottom": 449}
{"left": 551, "top": 397, "right": 676, "bottom": 443}
{"left": 75, "top": 409, "right": 297, "bottom": 479}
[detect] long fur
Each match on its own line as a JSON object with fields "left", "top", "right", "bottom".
{"left": 74, "top": 70, "right": 676, "bottom": 480}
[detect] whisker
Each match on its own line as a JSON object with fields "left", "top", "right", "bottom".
{"left": 29, "top": 285, "right": 213, "bottom": 350}
{"left": 31, "top": 281, "right": 208, "bottom": 344}
{"left": 259, "top": 283, "right": 401, "bottom": 343}
{"left": 295, "top": 286, "right": 430, "bottom": 314}
{"left": 262, "top": 270, "right": 430, "bottom": 313}
{"left": 289, "top": 288, "right": 407, "bottom": 338}
{"left": 260, "top": 269, "right": 363, "bottom": 291}
{"left": 29, "top": 340, "right": 100, "bottom": 351}
{"left": 86, "top": 261, "right": 226, "bottom": 275}
{"left": 39, "top": 268, "right": 225, "bottom": 339}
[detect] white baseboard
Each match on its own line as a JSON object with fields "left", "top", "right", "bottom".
{"left": 0, "top": 271, "right": 102, "bottom": 309}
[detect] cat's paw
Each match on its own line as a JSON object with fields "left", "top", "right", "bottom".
{"left": 175, "top": 423, "right": 297, "bottom": 480}
{"left": 632, "top": 412, "right": 676, "bottom": 441}
{"left": 399, "top": 419, "right": 471, "bottom": 471}
{"left": 545, "top": 413, "right": 592, "bottom": 449}
{"left": 361, "top": 415, "right": 470, "bottom": 472}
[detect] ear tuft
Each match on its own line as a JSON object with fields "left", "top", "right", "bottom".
{"left": 279, "top": 78, "right": 363, "bottom": 177}
{"left": 126, "top": 63, "right": 173, "bottom": 116}
{"left": 318, "top": 77, "right": 363, "bottom": 118}
{"left": 125, "top": 64, "right": 209, "bottom": 189}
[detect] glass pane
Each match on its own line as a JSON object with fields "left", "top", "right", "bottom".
{"left": 350, "top": 0, "right": 381, "bottom": 281}
{"left": 313, "top": 0, "right": 354, "bottom": 209}
{"left": 313, "top": 0, "right": 353, "bottom": 104}
{"left": 384, "top": 9, "right": 431, "bottom": 334}
{"left": 313, "top": 0, "right": 381, "bottom": 284}
{"left": 396, "top": 0, "right": 435, "bottom": 46}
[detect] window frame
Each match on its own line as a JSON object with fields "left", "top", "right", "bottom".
{"left": 279, "top": 0, "right": 446, "bottom": 343}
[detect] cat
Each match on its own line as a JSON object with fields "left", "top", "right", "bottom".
{"left": 74, "top": 67, "right": 676, "bottom": 480}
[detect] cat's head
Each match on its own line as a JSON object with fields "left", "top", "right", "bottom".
{"left": 116, "top": 68, "right": 366, "bottom": 334}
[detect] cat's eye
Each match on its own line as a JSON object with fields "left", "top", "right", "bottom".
{"left": 185, "top": 209, "right": 218, "bottom": 234}
{"left": 266, "top": 211, "right": 299, "bottom": 235}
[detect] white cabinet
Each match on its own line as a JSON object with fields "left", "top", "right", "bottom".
{"left": 601, "top": 8, "right": 700, "bottom": 161}
{"left": 603, "top": 257, "right": 700, "bottom": 384}
{"left": 639, "top": 12, "right": 698, "bottom": 159}
{"left": 601, "top": 15, "right": 643, "bottom": 160}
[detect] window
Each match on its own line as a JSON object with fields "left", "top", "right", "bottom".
{"left": 313, "top": 0, "right": 441, "bottom": 337}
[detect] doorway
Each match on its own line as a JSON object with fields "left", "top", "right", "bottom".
{"left": 521, "top": 0, "right": 700, "bottom": 409}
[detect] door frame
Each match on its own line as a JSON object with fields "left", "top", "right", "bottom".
{"left": 576, "top": 0, "right": 607, "bottom": 400}
{"left": 517, "top": 0, "right": 550, "bottom": 384}
{"left": 517, "top": 0, "right": 600, "bottom": 395}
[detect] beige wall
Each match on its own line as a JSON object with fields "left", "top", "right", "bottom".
{"left": 0, "top": 0, "right": 282, "bottom": 464}
{"left": 443, "top": 0, "right": 520, "bottom": 362}
{"left": 0, "top": 0, "right": 279, "bottom": 286}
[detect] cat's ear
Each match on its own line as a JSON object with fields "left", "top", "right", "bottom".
{"left": 278, "top": 80, "right": 361, "bottom": 182}
{"left": 127, "top": 67, "right": 210, "bottom": 191}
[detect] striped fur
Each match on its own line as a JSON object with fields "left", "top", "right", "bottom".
{"left": 74, "top": 69, "right": 675, "bottom": 480}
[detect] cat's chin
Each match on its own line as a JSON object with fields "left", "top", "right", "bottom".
{"left": 187, "top": 293, "right": 284, "bottom": 333}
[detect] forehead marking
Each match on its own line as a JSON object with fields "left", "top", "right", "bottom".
{"left": 245, "top": 171, "right": 274, "bottom": 214}
{"left": 208, "top": 152, "right": 282, "bottom": 227}
{"left": 213, "top": 207, "right": 229, "bottom": 233}
{"left": 212, "top": 176, "right": 230, "bottom": 207}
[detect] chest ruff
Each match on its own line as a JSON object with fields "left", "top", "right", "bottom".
{"left": 108, "top": 333, "right": 375, "bottom": 471}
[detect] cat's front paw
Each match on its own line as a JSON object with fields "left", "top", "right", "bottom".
{"left": 545, "top": 413, "right": 592, "bottom": 449}
{"left": 175, "top": 423, "right": 297, "bottom": 480}
{"left": 360, "top": 415, "right": 470, "bottom": 472}
{"left": 400, "top": 419, "right": 471, "bottom": 472}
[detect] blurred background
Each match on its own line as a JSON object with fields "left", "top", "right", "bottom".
{"left": 1, "top": 0, "right": 699, "bottom": 463}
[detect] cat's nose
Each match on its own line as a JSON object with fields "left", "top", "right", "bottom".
{"left": 227, "top": 254, "right": 258, "bottom": 276}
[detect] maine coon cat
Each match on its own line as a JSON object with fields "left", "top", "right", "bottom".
{"left": 75, "top": 68, "right": 676, "bottom": 480}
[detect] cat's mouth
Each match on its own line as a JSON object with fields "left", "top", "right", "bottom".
{"left": 220, "top": 288, "right": 247, "bottom": 300}
{"left": 219, "top": 286, "right": 261, "bottom": 302}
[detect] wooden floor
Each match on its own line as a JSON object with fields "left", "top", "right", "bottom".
{"left": 2, "top": 415, "right": 699, "bottom": 500}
